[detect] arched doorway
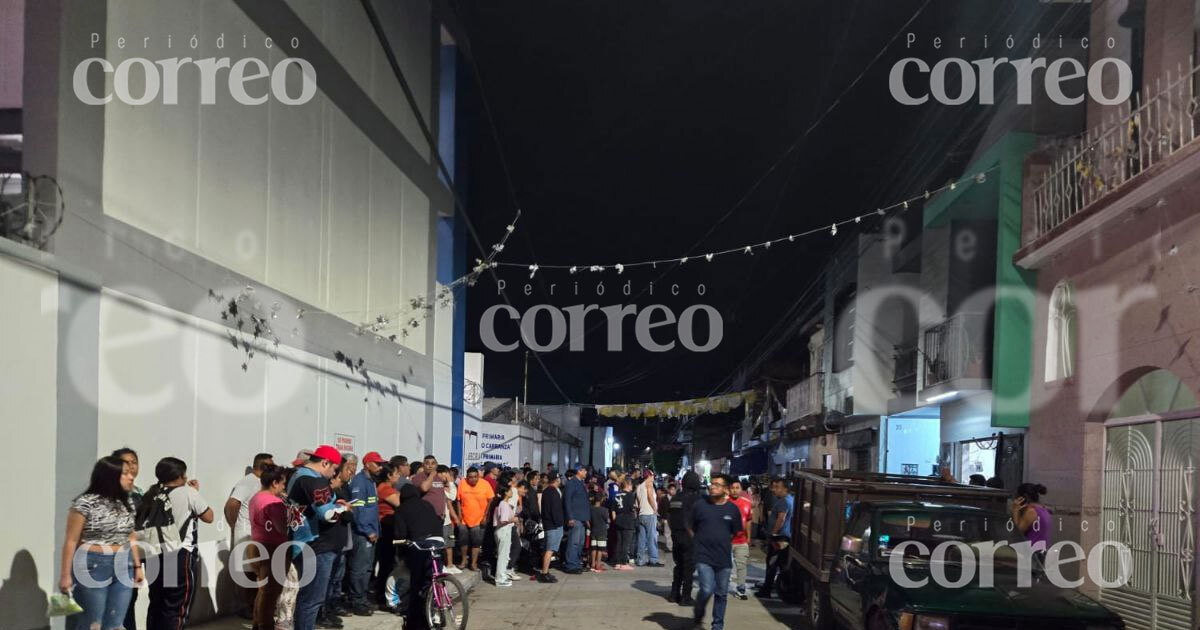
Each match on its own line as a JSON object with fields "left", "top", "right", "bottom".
{"left": 1099, "top": 369, "right": 1199, "bottom": 630}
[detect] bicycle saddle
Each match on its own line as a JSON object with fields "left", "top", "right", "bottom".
{"left": 410, "top": 536, "right": 446, "bottom": 551}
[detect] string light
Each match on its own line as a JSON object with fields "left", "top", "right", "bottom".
{"left": 492, "top": 168, "right": 995, "bottom": 275}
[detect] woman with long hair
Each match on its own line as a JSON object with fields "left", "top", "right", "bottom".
{"left": 59, "top": 456, "right": 144, "bottom": 630}
{"left": 373, "top": 463, "right": 402, "bottom": 610}
{"left": 248, "top": 465, "right": 290, "bottom": 630}
{"left": 1012, "top": 483, "right": 1052, "bottom": 555}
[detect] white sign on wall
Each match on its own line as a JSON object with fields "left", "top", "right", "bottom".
{"left": 463, "top": 421, "right": 520, "bottom": 468}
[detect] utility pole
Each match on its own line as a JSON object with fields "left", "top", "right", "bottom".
{"left": 522, "top": 350, "right": 529, "bottom": 419}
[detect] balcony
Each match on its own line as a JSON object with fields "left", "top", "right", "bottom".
{"left": 922, "top": 313, "right": 990, "bottom": 393}
{"left": 1021, "top": 58, "right": 1200, "bottom": 266}
{"left": 785, "top": 373, "right": 824, "bottom": 422}
{"left": 893, "top": 345, "right": 918, "bottom": 393}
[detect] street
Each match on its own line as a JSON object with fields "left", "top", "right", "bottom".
{"left": 465, "top": 559, "right": 801, "bottom": 630}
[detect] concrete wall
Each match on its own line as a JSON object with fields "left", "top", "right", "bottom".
{"left": 0, "top": 255, "right": 59, "bottom": 628}
{"left": 853, "top": 234, "right": 919, "bottom": 415}
{"left": 1024, "top": 171, "right": 1200, "bottom": 586}
{"left": 12, "top": 0, "right": 458, "bottom": 625}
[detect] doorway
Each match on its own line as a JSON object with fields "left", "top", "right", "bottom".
{"left": 1100, "top": 418, "right": 1198, "bottom": 630}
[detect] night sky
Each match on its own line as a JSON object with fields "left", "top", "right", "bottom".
{"left": 452, "top": 0, "right": 1088, "bottom": 422}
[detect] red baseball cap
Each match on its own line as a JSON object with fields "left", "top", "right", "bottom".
{"left": 363, "top": 451, "right": 385, "bottom": 464}
{"left": 312, "top": 445, "right": 343, "bottom": 465}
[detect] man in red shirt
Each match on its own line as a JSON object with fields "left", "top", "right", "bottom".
{"left": 729, "top": 479, "right": 753, "bottom": 600}
{"left": 482, "top": 464, "right": 501, "bottom": 491}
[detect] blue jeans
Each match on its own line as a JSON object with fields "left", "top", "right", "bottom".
{"left": 636, "top": 514, "right": 659, "bottom": 564}
{"left": 294, "top": 550, "right": 337, "bottom": 630}
{"left": 325, "top": 549, "right": 346, "bottom": 608}
{"left": 345, "top": 533, "right": 373, "bottom": 605}
{"left": 564, "top": 521, "right": 586, "bottom": 570}
{"left": 694, "top": 563, "right": 732, "bottom": 630}
{"left": 544, "top": 526, "right": 564, "bottom": 558}
{"left": 72, "top": 550, "right": 134, "bottom": 630}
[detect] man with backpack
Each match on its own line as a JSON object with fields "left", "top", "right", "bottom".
{"left": 288, "top": 446, "right": 352, "bottom": 630}
{"left": 136, "top": 457, "right": 214, "bottom": 630}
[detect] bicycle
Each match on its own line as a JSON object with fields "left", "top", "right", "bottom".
{"left": 394, "top": 537, "right": 470, "bottom": 629}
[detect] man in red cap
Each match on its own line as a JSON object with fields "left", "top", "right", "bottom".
{"left": 344, "top": 452, "right": 383, "bottom": 615}
{"left": 289, "top": 445, "right": 352, "bottom": 630}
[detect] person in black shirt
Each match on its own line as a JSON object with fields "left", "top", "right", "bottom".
{"left": 388, "top": 484, "right": 442, "bottom": 629}
{"left": 588, "top": 493, "right": 609, "bottom": 571}
{"left": 538, "top": 475, "right": 564, "bottom": 583}
{"left": 289, "top": 446, "right": 350, "bottom": 630}
{"left": 668, "top": 471, "right": 702, "bottom": 605}
{"left": 607, "top": 478, "right": 637, "bottom": 569}
{"left": 689, "top": 474, "right": 742, "bottom": 630}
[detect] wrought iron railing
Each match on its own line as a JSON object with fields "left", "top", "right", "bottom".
{"left": 893, "top": 345, "right": 918, "bottom": 393}
{"left": 922, "top": 312, "right": 989, "bottom": 388}
{"left": 1031, "top": 57, "right": 1200, "bottom": 240}
{"left": 785, "top": 373, "right": 824, "bottom": 421}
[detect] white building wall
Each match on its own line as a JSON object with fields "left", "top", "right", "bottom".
{"left": 0, "top": 256, "right": 59, "bottom": 625}
{"left": 99, "top": 0, "right": 435, "bottom": 351}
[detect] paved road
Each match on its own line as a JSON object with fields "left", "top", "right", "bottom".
{"left": 464, "top": 562, "right": 802, "bottom": 630}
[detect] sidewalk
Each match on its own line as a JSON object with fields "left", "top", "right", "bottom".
{"left": 190, "top": 570, "right": 482, "bottom": 630}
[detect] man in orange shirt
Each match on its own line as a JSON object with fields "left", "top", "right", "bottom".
{"left": 456, "top": 467, "right": 495, "bottom": 572}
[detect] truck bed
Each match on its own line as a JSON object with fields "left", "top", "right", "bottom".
{"left": 787, "top": 469, "right": 1010, "bottom": 583}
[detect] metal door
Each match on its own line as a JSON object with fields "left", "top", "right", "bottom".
{"left": 1100, "top": 419, "right": 1198, "bottom": 630}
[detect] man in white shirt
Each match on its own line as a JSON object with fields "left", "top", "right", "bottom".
{"left": 635, "top": 470, "right": 663, "bottom": 567}
{"left": 224, "top": 453, "right": 274, "bottom": 616}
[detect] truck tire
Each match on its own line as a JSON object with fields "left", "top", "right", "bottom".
{"left": 804, "top": 582, "right": 835, "bottom": 630}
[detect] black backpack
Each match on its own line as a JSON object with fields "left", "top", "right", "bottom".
{"left": 135, "top": 485, "right": 197, "bottom": 554}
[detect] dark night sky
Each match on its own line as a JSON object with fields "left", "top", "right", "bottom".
{"left": 451, "top": 1, "right": 1088, "bottom": 412}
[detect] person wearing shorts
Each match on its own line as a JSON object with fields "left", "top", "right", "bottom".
{"left": 588, "top": 493, "right": 609, "bottom": 571}
{"left": 456, "top": 467, "right": 494, "bottom": 572}
{"left": 538, "top": 473, "right": 564, "bottom": 583}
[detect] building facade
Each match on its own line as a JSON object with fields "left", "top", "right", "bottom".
{"left": 1018, "top": 2, "right": 1200, "bottom": 627}
{"left": 3, "top": 0, "right": 469, "bottom": 623}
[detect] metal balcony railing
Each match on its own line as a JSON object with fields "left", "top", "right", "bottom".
{"left": 922, "top": 313, "right": 989, "bottom": 388}
{"left": 785, "top": 373, "right": 824, "bottom": 421}
{"left": 1031, "top": 57, "right": 1200, "bottom": 240}
{"left": 893, "top": 345, "right": 918, "bottom": 393}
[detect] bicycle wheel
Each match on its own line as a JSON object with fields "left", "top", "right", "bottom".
{"left": 425, "top": 574, "right": 469, "bottom": 629}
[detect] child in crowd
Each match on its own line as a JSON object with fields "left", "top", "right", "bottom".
{"left": 607, "top": 478, "right": 637, "bottom": 571}
{"left": 588, "top": 493, "right": 609, "bottom": 572}
{"left": 493, "top": 483, "right": 519, "bottom": 587}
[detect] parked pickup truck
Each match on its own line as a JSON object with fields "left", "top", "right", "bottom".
{"left": 782, "top": 470, "right": 1125, "bottom": 630}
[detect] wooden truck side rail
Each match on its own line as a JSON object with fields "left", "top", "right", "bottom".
{"left": 786, "top": 469, "right": 1009, "bottom": 585}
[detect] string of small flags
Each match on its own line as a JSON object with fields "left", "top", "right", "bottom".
{"left": 349, "top": 210, "right": 522, "bottom": 341}
{"left": 496, "top": 168, "right": 995, "bottom": 277}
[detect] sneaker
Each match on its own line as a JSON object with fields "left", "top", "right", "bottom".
{"left": 352, "top": 604, "right": 374, "bottom": 616}
{"left": 648, "top": 562, "right": 665, "bottom": 568}
{"left": 536, "top": 572, "right": 558, "bottom": 583}
{"left": 735, "top": 590, "right": 748, "bottom": 601}
{"left": 495, "top": 580, "right": 512, "bottom": 588}
{"left": 315, "top": 615, "right": 343, "bottom": 629}
{"left": 563, "top": 567, "right": 584, "bottom": 575}
{"left": 445, "top": 565, "right": 463, "bottom": 575}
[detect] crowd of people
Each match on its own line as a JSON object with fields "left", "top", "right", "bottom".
{"left": 58, "top": 445, "right": 798, "bottom": 630}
